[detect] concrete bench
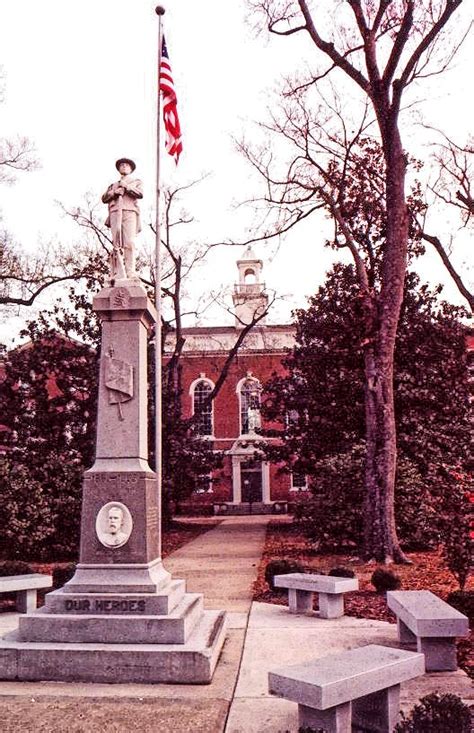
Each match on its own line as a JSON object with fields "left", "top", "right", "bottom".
{"left": 274, "top": 573, "right": 358, "bottom": 618}
{"left": 269, "top": 644, "right": 425, "bottom": 733}
{"left": 0, "top": 574, "right": 53, "bottom": 613}
{"left": 387, "top": 590, "right": 469, "bottom": 671}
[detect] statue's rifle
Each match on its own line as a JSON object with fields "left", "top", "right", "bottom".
{"left": 116, "top": 187, "right": 124, "bottom": 254}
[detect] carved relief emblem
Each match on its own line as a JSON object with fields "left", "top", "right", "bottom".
{"left": 111, "top": 288, "right": 130, "bottom": 309}
{"left": 104, "top": 347, "right": 134, "bottom": 420}
{"left": 96, "top": 501, "right": 133, "bottom": 549}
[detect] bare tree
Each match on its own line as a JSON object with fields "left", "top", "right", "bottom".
{"left": 0, "top": 136, "right": 38, "bottom": 186}
{"left": 0, "top": 74, "right": 98, "bottom": 311}
{"left": 244, "top": 0, "right": 465, "bottom": 562}
{"left": 64, "top": 179, "right": 278, "bottom": 408}
{"left": 420, "top": 132, "right": 473, "bottom": 312}
{"left": 0, "top": 235, "right": 103, "bottom": 309}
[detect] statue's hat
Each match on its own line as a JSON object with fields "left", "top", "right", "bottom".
{"left": 115, "top": 157, "right": 136, "bottom": 172}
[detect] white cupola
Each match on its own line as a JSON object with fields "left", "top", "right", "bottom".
{"left": 232, "top": 245, "right": 269, "bottom": 328}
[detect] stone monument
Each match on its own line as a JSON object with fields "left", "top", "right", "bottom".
{"left": 0, "top": 160, "right": 226, "bottom": 683}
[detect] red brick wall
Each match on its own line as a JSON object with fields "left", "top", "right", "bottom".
{"left": 175, "top": 350, "right": 292, "bottom": 503}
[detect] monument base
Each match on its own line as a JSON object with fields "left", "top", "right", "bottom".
{"left": 0, "top": 609, "right": 226, "bottom": 684}
{"left": 0, "top": 573, "right": 227, "bottom": 684}
{"left": 0, "top": 282, "right": 228, "bottom": 685}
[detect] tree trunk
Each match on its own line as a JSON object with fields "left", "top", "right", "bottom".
{"left": 363, "top": 347, "right": 409, "bottom": 563}
{"left": 362, "top": 129, "right": 410, "bottom": 563}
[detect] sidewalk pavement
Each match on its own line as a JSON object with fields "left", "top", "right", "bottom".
{"left": 0, "top": 515, "right": 472, "bottom": 732}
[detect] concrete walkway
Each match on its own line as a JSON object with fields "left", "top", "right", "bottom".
{"left": 0, "top": 515, "right": 472, "bottom": 732}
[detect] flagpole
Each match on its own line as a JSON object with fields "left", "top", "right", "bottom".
{"left": 155, "top": 5, "right": 165, "bottom": 556}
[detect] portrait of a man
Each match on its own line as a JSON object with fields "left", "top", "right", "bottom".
{"left": 96, "top": 502, "right": 132, "bottom": 549}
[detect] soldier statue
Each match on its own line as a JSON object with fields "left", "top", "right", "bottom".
{"left": 102, "top": 158, "right": 143, "bottom": 282}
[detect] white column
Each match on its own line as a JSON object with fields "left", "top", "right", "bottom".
{"left": 232, "top": 457, "right": 242, "bottom": 503}
{"left": 262, "top": 461, "right": 271, "bottom": 503}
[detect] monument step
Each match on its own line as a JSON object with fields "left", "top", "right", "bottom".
{"left": 18, "top": 592, "right": 204, "bottom": 645}
{"left": 63, "top": 559, "right": 172, "bottom": 595}
{"left": 43, "top": 578, "right": 186, "bottom": 616}
{"left": 0, "top": 609, "right": 226, "bottom": 684}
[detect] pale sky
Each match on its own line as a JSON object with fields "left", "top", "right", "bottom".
{"left": 1, "top": 0, "right": 472, "bottom": 344}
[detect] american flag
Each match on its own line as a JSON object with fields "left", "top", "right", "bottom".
{"left": 159, "top": 37, "right": 182, "bottom": 163}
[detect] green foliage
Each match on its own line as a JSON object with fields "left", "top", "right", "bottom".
{"left": 328, "top": 567, "right": 355, "bottom": 578}
{"left": 263, "top": 264, "right": 471, "bottom": 554}
{"left": 370, "top": 567, "right": 401, "bottom": 592}
{"left": 0, "top": 560, "right": 35, "bottom": 605}
{"left": 446, "top": 591, "right": 474, "bottom": 625}
{"left": 438, "top": 471, "right": 472, "bottom": 591}
{"left": 393, "top": 692, "right": 472, "bottom": 732}
{"left": 394, "top": 460, "right": 439, "bottom": 550}
{"left": 0, "top": 460, "right": 56, "bottom": 559}
{"left": 292, "top": 448, "right": 365, "bottom": 551}
{"left": 0, "top": 560, "right": 33, "bottom": 575}
{"left": 292, "top": 448, "right": 435, "bottom": 553}
{"left": 1, "top": 257, "right": 222, "bottom": 553}
{"left": 264, "top": 559, "right": 307, "bottom": 592}
{"left": 52, "top": 563, "right": 77, "bottom": 589}
{"left": 1, "top": 318, "right": 98, "bottom": 559}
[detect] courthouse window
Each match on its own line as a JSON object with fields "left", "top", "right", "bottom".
{"left": 291, "top": 472, "right": 308, "bottom": 491}
{"left": 193, "top": 380, "right": 213, "bottom": 436}
{"left": 240, "top": 378, "right": 261, "bottom": 434}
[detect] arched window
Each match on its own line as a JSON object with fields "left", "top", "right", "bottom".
{"left": 238, "top": 377, "right": 261, "bottom": 434}
{"left": 244, "top": 268, "right": 257, "bottom": 284}
{"left": 191, "top": 379, "right": 213, "bottom": 436}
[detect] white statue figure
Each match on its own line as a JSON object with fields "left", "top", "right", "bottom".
{"left": 247, "top": 406, "right": 261, "bottom": 433}
{"left": 102, "top": 158, "right": 143, "bottom": 282}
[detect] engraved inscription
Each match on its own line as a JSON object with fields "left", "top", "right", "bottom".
{"left": 85, "top": 473, "right": 142, "bottom": 488}
{"left": 147, "top": 507, "right": 158, "bottom": 528}
{"left": 64, "top": 599, "right": 146, "bottom": 613}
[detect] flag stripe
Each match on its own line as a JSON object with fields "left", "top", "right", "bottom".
{"left": 159, "top": 37, "right": 182, "bottom": 163}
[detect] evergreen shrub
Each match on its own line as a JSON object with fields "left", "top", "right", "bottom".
{"left": 0, "top": 560, "right": 33, "bottom": 576}
{"left": 438, "top": 472, "right": 473, "bottom": 591}
{"left": 265, "top": 559, "right": 306, "bottom": 592}
{"left": 0, "top": 560, "right": 35, "bottom": 606}
{"left": 370, "top": 567, "right": 401, "bottom": 592}
{"left": 446, "top": 590, "right": 474, "bottom": 625}
{"left": 393, "top": 692, "right": 471, "bottom": 732}
{"left": 52, "top": 563, "right": 76, "bottom": 589}
{"left": 328, "top": 567, "right": 356, "bottom": 578}
{"left": 292, "top": 449, "right": 437, "bottom": 553}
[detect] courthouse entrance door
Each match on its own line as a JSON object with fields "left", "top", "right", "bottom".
{"left": 240, "top": 459, "right": 263, "bottom": 503}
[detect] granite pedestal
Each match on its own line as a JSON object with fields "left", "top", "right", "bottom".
{"left": 0, "top": 282, "right": 226, "bottom": 683}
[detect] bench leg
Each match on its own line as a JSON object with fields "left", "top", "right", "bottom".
{"left": 299, "top": 701, "right": 351, "bottom": 733}
{"left": 319, "top": 592, "right": 344, "bottom": 619}
{"left": 16, "top": 589, "right": 37, "bottom": 613}
{"left": 418, "top": 637, "right": 457, "bottom": 671}
{"left": 352, "top": 683, "right": 400, "bottom": 732}
{"left": 288, "top": 589, "right": 313, "bottom": 614}
{"left": 397, "top": 618, "right": 417, "bottom": 644}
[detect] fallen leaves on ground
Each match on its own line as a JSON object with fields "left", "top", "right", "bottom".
{"left": 253, "top": 520, "right": 474, "bottom": 679}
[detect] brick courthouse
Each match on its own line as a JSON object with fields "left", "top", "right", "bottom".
{"left": 165, "top": 246, "right": 304, "bottom": 514}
